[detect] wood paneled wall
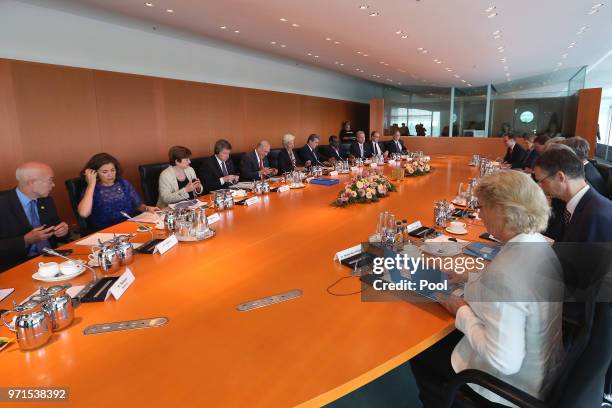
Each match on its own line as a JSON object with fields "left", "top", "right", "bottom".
{"left": 575, "top": 88, "right": 602, "bottom": 158}
{"left": 0, "top": 59, "right": 369, "bottom": 224}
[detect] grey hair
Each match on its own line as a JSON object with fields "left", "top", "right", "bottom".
{"left": 282, "top": 133, "right": 295, "bottom": 147}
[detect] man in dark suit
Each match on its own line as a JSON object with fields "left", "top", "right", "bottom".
{"left": 535, "top": 146, "right": 612, "bottom": 242}
{"left": 562, "top": 136, "right": 607, "bottom": 196}
{"left": 199, "top": 139, "right": 240, "bottom": 193}
{"left": 368, "top": 131, "right": 388, "bottom": 158}
{"left": 388, "top": 130, "right": 407, "bottom": 154}
{"left": 240, "top": 140, "right": 278, "bottom": 181}
{"left": 502, "top": 135, "right": 527, "bottom": 169}
{"left": 349, "top": 131, "right": 369, "bottom": 159}
{"left": 0, "top": 162, "right": 69, "bottom": 272}
{"left": 319, "top": 135, "right": 344, "bottom": 162}
{"left": 298, "top": 134, "right": 324, "bottom": 167}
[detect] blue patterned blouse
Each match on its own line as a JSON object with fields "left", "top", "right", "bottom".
{"left": 82, "top": 179, "right": 143, "bottom": 230}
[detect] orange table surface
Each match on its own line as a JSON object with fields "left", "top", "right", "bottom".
{"left": 0, "top": 155, "right": 487, "bottom": 407}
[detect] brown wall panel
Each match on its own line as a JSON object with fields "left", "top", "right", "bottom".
{"left": 0, "top": 58, "right": 369, "bottom": 226}
{"left": 575, "top": 88, "right": 602, "bottom": 158}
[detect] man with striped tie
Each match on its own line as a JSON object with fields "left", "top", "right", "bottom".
{"left": 0, "top": 162, "right": 69, "bottom": 272}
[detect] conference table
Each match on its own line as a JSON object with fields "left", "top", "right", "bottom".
{"left": 0, "top": 155, "right": 488, "bottom": 407}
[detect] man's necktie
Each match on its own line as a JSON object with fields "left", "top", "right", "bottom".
{"left": 373, "top": 142, "right": 379, "bottom": 155}
{"left": 563, "top": 209, "right": 572, "bottom": 225}
{"left": 359, "top": 144, "right": 363, "bottom": 158}
{"left": 221, "top": 161, "right": 228, "bottom": 176}
{"left": 259, "top": 157, "right": 264, "bottom": 170}
{"left": 396, "top": 141, "right": 401, "bottom": 151}
{"left": 29, "top": 200, "right": 50, "bottom": 255}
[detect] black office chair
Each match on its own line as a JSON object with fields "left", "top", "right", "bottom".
{"left": 138, "top": 162, "right": 170, "bottom": 206}
{"left": 230, "top": 152, "right": 244, "bottom": 173}
{"left": 594, "top": 162, "right": 612, "bottom": 199}
{"left": 340, "top": 143, "right": 351, "bottom": 158}
{"left": 64, "top": 177, "right": 92, "bottom": 235}
{"left": 190, "top": 156, "right": 207, "bottom": 176}
{"left": 267, "top": 148, "right": 282, "bottom": 170}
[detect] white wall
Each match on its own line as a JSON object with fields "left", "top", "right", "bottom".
{"left": 0, "top": 0, "right": 383, "bottom": 103}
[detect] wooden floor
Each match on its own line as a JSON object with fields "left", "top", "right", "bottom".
{"left": 0, "top": 155, "right": 488, "bottom": 407}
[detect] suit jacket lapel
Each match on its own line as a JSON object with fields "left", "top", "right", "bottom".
{"left": 9, "top": 189, "right": 32, "bottom": 229}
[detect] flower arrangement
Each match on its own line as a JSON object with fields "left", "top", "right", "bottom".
{"left": 333, "top": 173, "right": 396, "bottom": 207}
{"left": 404, "top": 157, "right": 432, "bottom": 176}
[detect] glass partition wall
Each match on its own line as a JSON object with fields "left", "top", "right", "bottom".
{"left": 382, "top": 66, "right": 586, "bottom": 137}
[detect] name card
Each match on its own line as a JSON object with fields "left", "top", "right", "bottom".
{"left": 370, "top": 163, "right": 378, "bottom": 168}
{"left": 154, "top": 234, "right": 178, "bottom": 254}
{"left": 406, "top": 220, "right": 423, "bottom": 232}
{"left": 333, "top": 244, "right": 363, "bottom": 262}
{"left": 244, "top": 196, "right": 260, "bottom": 206}
{"left": 350, "top": 166, "right": 359, "bottom": 171}
{"left": 277, "top": 185, "right": 290, "bottom": 193}
{"left": 207, "top": 213, "right": 221, "bottom": 225}
{"left": 388, "top": 159, "right": 396, "bottom": 165}
{"left": 305, "top": 177, "right": 314, "bottom": 183}
{"left": 106, "top": 268, "right": 135, "bottom": 300}
{"left": 329, "top": 170, "right": 339, "bottom": 176}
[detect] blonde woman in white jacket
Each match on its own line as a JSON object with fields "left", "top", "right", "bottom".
{"left": 157, "top": 146, "right": 203, "bottom": 208}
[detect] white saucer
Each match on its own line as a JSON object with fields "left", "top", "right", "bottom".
{"left": 32, "top": 263, "right": 87, "bottom": 282}
{"left": 445, "top": 227, "right": 468, "bottom": 235}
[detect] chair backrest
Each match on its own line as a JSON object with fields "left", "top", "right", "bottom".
{"left": 267, "top": 148, "right": 282, "bottom": 170}
{"left": 64, "top": 177, "right": 92, "bottom": 235}
{"left": 594, "top": 162, "right": 612, "bottom": 198}
{"left": 138, "top": 162, "right": 170, "bottom": 206}
{"left": 340, "top": 143, "right": 351, "bottom": 157}
{"left": 230, "top": 152, "right": 244, "bottom": 173}
{"left": 190, "top": 156, "right": 207, "bottom": 176}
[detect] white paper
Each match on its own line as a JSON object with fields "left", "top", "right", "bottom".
{"left": 0, "top": 288, "right": 15, "bottom": 302}
{"left": 425, "top": 234, "right": 469, "bottom": 243}
{"left": 277, "top": 185, "right": 290, "bottom": 193}
{"left": 127, "top": 212, "right": 159, "bottom": 224}
{"left": 106, "top": 268, "right": 135, "bottom": 300}
{"left": 333, "top": 244, "right": 362, "bottom": 261}
{"left": 244, "top": 197, "right": 260, "bottom": 206}
{"left": 76, "top": 233, "right": 117, "bottom": 246}
{"left": 370, "top": 163, "right": 378, "bottom": 168}
{"left": 406, "top": 220, "right": 423, "bottom": 232}
{"left": 329, "top": 171, "right": 339, "bottom": 176}
{"left": 233, "top": 182, "right": 255, "bottom": 190}
{"left": 169, "top": 200, "right": 206, "bottom": 210}
{"left": 67, "top": 285, "right": 85, "bottom": 298}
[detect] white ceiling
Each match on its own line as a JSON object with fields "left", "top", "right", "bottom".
{"left": 71, "top": 0, "right": 612, "bottom": 88}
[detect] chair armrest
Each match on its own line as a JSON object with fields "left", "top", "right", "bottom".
{"left": 441, "top": 369, "right": 547, "bottom": 408}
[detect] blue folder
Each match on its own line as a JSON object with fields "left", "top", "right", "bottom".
{"left": 308, "top": 178, "right": 339, "bottom": 186}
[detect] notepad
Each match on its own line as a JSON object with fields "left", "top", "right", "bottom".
{"left": 127, "top": 212, "right": 160, "bottom": 224}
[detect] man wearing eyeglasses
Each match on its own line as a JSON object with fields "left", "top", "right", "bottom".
{"left": 534, "top": 145, "right": 612, "bottom": 242}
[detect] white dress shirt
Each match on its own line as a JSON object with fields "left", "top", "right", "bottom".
{"left": 451, "top": 233, "right": 564, "bottom": 406}
{"left": 358, "top": 143, "right": 364, "bottom": 158}
{"left": 372, "top": 141, "right": 380, "bottom": 156}
{"left": 565, "top": 184, "right": 590, "bottom": 220}
{"left": 216, "top": 155, "right": 229, "bottom": 186}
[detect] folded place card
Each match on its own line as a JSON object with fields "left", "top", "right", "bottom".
{"left": 105, "top": 268, "right": 135, "bottom": 301}
{"left": 333, "top": 244, "right": 363, "bottom": 262}
{"left": 245, "top": 196, "right": 260, "bottom": 206}
{"left": 406, "top": 220, "right": 423, "bottom": 232}
{"left": 329, "top": 170, "right": 339, "bottom": 176}
{"left": 0, "top": 288, "right": 15, "bottom": 302}
{"left": 305, "top": 177, "right": 314, "bottom": 183}
{"left": 388, "top": 160, "right": 396, "bottom": 165}
{"left": 350, "top": 166, "right": 359, "bottom": 171}
{"left": 370, "top": 163, "right": 378, "bottom": 168}
{"left": 154, "top": 234, "right": 178, "bottom": 254}
{"left": 207, "top": 213, "right": 221, "bottom": 225}
{"left": 277, "top": 185, "right": 290, "bottom": 193}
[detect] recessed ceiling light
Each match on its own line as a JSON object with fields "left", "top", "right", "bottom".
{"left": 395, "top": 30, "right": 403, "bottom": 35}
{"left": 234, "top": 30, "right": 240, "bottom": 33}
{"left": 500, "top": 58, "right": 507, "bottom": 62}
{"left": 292, "top": 23, "right": 299, "bottom": 27}
{"left": 588, "top": 9, "right": 599, "bottom": 14}
{"left": 445, "top": 67, "right": 453, "bottom": 72}
{"left": 398, "top": 82, "right": 402, "bottom": 85}
{"left": 334, "top": 61, "right": 339, "bottom": 64}
{"left": 492, "top": 30, "right": 501, "bottom": 35}
{"left": 577, "top": 26, "right": 589, "bottom": 34}
{"left": 493, "top": 35, "right": 502, "bottom": 39}
{"left": 401, "top": 35, "right": 408, "bottom": 39}
{"left": 505, "top": 72, "right": 511, "bottom": 76}
{"left": 220, "top": 26, "right": 227, "bottom": 29}
{"left": 357, "top": 51, "right": 362, "bottom": 54}
{"left": 485, "top": 6, "right": 496, "bottom": 13}
{"left": 314, "top": 55, "right": 319, "bottom": 58}
{"left": 467, "top": 83, "right": 472, "bottom": 86}
{"left": 359, "top": 4, "right": 370, "bottom": 9}
{"left": 557, "top": 62, "right": 563, "bottom": 66}
{"left": 334, "top": 41, "right": 340, "bottom": 44}
{"left": 454, "top": 74, "right": 460, "bottom": 78}
{"left": 498, "top": 48, "right": 505, "bottom": 53}
{"left": 270, "top": 41, "right": 277, "bottom": 45}
{"left": 421, "top": 50, "right": 428, "bottom": 54}
{"left": 340, "top": 63, "right": 344, "bottom": 66}
{"left": 417, "top": 47, "right": 423, "bottom": 51}
{"left": 369, "top": 12, "right": 379, "bottom": 16}
{"left": 497, "top": 46, "right": 504, "bottom": 50}
{"left": 307, "top": 53, "right": 312, "bottom": 56}
{"left": 363, "top": 54, "right": 368, "bottom": 57}
{"left": 384, "top": 63, "right": 389, "bottom": 66}
{"left": 379, "top": 61, "right": 385, "bottom": 64}
{"left": 166, "top": 8, "right": 174, "bottom": 13}
{"left": 280, "top": 44, "right": 287, "bottom": 47}
{"left": 325, "top": 37, "right": 332, "bottom": 41}
{"left": 280, "top": 18, "right": 288, "bottom": 22}
{"left": 355, "top": 68, "right": 360, "bottom": 71}
{"left": 461, "top": 79, "right": 467, "bottom": 83}
{"left": 144, "top": 2, "right": 154, "bottom": 7}
{"left": 488, "top": 12, "right": 498, "bottom": 18}
{"left": 433, "top": 59, "right": 439, "bottom": 62}
{"left": 504, "top": 66, "right": 509, "bottom": 70}
{"left": 436, "top": 60, "right": 442, "bottom": 64}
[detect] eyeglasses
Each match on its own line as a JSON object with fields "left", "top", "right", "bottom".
{"left": 535, "top": 173, "right": 554, "bottom": 184}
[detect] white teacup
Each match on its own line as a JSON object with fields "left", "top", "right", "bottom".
{"left": 449, "top": 221, "right": 467, "bottom": 232}
{"left": 38, "top": 262, "right": 60, "bottom": 278}
{"left": 59, "top": 260, "right": 81, "bottom": 275}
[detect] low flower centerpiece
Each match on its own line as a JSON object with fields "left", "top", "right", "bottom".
{"left": 404, "top": 157, "right": 432, "bottom": 177}
{"left": 333, "top": 172, "right": 396, "bottom": 207}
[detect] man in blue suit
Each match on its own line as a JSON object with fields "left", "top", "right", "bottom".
{"left": 240, "top": 140, "right": 278, "bottom": 181}
{"left": 502, "top": 135, "right": 527, "bottom": 169}
{"left": 534, "top": 145, "right": 612, "bottom": 242}
{"left": 298, "top": 134, "right": 323, "bottom": 167}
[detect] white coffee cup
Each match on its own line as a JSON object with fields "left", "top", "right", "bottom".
{"left": 449, "top": 221, "right": 467, "bottom": 232}
{"left": 38, "top": 261, "right": 60, "bottom": 278}
{"left": 59, "top": 260, "right": 81, "bottom": 275}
